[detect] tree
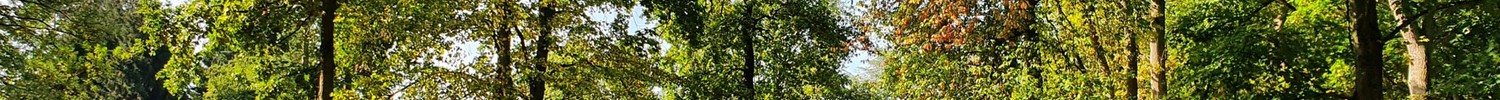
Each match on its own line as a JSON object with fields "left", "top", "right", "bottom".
{"left": 1386, "top": 0, "right": 1484, "bottom": 99}
{"left": 316, "top": 0, "right": 339, "bottom": 99}
{"left": 1, "top": 0, "right": 175, "bottom": 99}
{"left": 1349, "top": 0, "right": 1384, "bottom": 99}
{"left": 1388, "top": 0, "right": 1426, "bottom": 99}
{"left": 1148, "top": 0, "right": 1166, "bottom": 99}
{"left": 9, "top": 0, "right": 1500, "bottom": 99}
{"left": 528, "top": 3, "right": 557, "bottom": 100}
{"left": 645, "top": 0, "right": 864, "bottom": 99}
{"left": 485, "top": 0, "right": 520, "bottom": 98}
{"left": 739, "top": 1, "right": 758, "bottom": 99}
{"left": 859, "top": 0, "right": 1045, "bottom": 99}
{"left": 158, "top": 0, "right": 326, "bottom": 99}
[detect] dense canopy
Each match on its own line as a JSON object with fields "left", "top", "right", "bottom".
{"left": 1, "top": 0, "right": 1496, "bottom": 99}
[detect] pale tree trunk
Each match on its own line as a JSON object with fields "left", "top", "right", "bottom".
{"left": 1350, "top": 0, "right": 1386, "bottom": 99}
{"left": 316, "top": 0, "right": 339, "bottom": 99}
{"left": 1146, "top": 0, "right": 1170, "bottom": 99}
{"left": 1148, "top": 0, "right": 1167, "bottom": 99}
{"left": 1387, "top": 0, "right": 1427, "bottom": 99}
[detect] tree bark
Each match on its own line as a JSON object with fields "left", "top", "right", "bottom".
{"left": 316, "top": 0, "right": 339, "bottom": 99}
{"left": 1148, "top": 0, "right": 1167, "bottom": 99}
{"left": 1387, "top": 0, "right": 1427, "bottom": 99}
{"left": 529, "top": 6, "right": 558, "bottom": 100}
{"left": 1350, "top": 0, "right": 1386, "bottom": 99}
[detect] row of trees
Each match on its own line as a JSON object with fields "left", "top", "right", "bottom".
{"left": 857, "top": 0, "right": 1497, "bottom": 99}
{"left": 1, "top": 0, "right": 1496, "bottom": 99}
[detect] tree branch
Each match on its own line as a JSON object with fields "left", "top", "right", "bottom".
{"left": 1386, "top": 0, "right": 1482, "bottom": 35}
{"left": 0, "top": 14, "right": 45, "bottom": 22}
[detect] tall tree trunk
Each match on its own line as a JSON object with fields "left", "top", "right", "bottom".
{"left": 741, "top": 26, "right": 756, "bottom": 99}
{"left": 1127, "top": 29, "right": 1140, "bottom": 100}
{"left": 316, "top": 0, "right": 339, "bottom": 99}
{"left": 1148, "top": 0, "right": 1167, "bottom": 99}
{"left": 1387, "top": 0, "right": 1428, "bottom": 99}
{"left": 529, "top": 6, "right": 558, "bottom": 100}
{"left": 1350, "top": 0, "right": 1386, "bottom": 99}
{"left": 740, "top": 2, "right": 759, "bottom": 99}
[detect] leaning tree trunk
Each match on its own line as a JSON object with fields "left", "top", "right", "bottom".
{"left": 316, "top": 0, "right": 339, "bottom": 99}
{"left": 529, "top": 6, "right": 558, "bottom": 100}
{"left": 1148, "top": 0, "right": 1167, "bottom": 99}
{"left": 1350, "top": 0, "right": 1386, "bottom": 99}
{"left": 1387, "top": 0, "right": 1428, "bottom": 99}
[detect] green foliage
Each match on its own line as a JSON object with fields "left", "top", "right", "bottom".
{"left": 2, "top": 0, "right": 1497, "bottom": 99}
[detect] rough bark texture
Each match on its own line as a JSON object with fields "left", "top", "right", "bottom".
{"left": 1350, "top": 0, "right": 1386, "bottom": 99}
{"left": 529, "top": 6, "right": 558, "bottom": 100}
{"left": 1387, "top": 0, "right": 1428, "bottom": 99}
{"left": 316, "top": 0, "right": 339, "bottom": 99}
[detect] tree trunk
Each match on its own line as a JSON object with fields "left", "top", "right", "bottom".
{"left": 741, "top": 2, "right": 759, "bottom": 99}
{"left": 1149, "top": 0, "right": 1167, "bottom": 99}
{"left": 497, "top": 14, "right": 516, "bottom": 98}
{"left": 316, "top": 0, "right": 339, "bottom": 99}
{"left": 1387, "top": 0, "right": 1427, "bottom": 99}
{"left": 529, "top": 6, "right": 558, "bottom": 100}
{"left": 741, "top": 27, "right": 756, "bottom": 99}
{"left": 1350, "top": 0, "right": 1386, "bottom": 99}
{"left": 1127, "top": 29, "right": 1140, "bottom": 100}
